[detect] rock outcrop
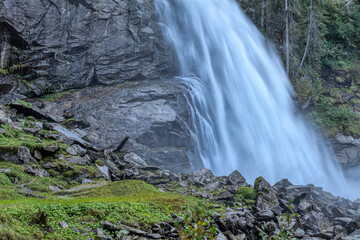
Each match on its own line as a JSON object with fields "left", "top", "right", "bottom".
{"left": 0, "top": 0, "right": 174, "bottom": 95}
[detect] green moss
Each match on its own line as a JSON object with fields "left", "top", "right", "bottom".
{"left": 254, "top": 176, "right": 264, "bottom": 192}
{"left": 16, "top": 100, "right": 32, "bottom": 108}
{"left": 0, "top": 162, "right": 30, "bottom": 183}
{"left": 0, "top": 68, "right": 9, "bottom": 76}
{"left": 309, "top": 96, "right": 360, "bottom": 137}
{"left": 0, "top": 173, "right": 11, "bottom": 186}
{"left": 94, "top": 159, "right": 104, "bottom": 166}
{"left": 25, "top": 177, "right": 70, "bottom": 193}
{"left": 0, "top": 124, "right": 68, "bottom": 153}
{"left": 25, "top": 116, "right": 36, "bottom": 122}
{"left": 40, "top": 90, "right": 76, "bottom": 102}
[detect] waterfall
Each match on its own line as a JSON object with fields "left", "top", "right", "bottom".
{"left": 155, "top": 0, "right": 354, "bottom": 198}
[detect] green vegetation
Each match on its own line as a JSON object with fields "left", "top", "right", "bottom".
{"left": 40, "top": 90, "right": 76, "bottom": 102}
{"left": 0, "top": 180, "right": 208, "bottom": 239}
{"left": 0, "top": 68, "right": 9, "bottom": 76}
{"left": 0, "top": 124, "right": 66, "bottom": 153}
{"left": 16, "top": 100, "right": 32, "bottom": 108}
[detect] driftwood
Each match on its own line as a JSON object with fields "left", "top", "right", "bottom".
{"left": 115, "top": 136, "right": 129, "bottom": 152}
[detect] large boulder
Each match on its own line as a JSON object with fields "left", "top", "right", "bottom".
{"left": 0, "top": 0, "right": 174, "bottom": 94}
{"left": 43, "top": 81, "right": 200, "bottom": 173}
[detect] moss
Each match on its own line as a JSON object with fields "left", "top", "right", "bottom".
{"left": 25, "top": 116, "right": 36, "bottom": 122}
{"left": 0, "top": 124, "right": 68, "bottom": 153}
{"left": 0, "top": 162, "right": 30, "bottom": 183}
{"left": 25, "top": 177, "right": 70, "bottom": 193}
{"left": 94, "top": 159, "right": 104, "bottom": 166}
{"left": 16, "top": 100, "right": 32, "bottom": 108}
{"left": 0, "top": 173, "right": 12, "bottom": 186}
{"left": 40, "top": 90, "right": 76, "bottom": 102}
{"left": 47, "top": 169, "right": 59, "bottom": 177}
{"left": 254, "top": 176, "right": 264, "bottom": 192}
{"left": 0, "top": 224, "right": 28, "bottom": 240}
{"left": 0, "top": 68, "right": 9, "bottom": 76}
{"left": 309, "top": 96, "right": 360, "bottom": 137}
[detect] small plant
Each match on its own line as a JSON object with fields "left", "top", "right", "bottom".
{"left": 176, "top": 202, "right": 217, "bottom": 240}
{"left": 259, "top": 200, "right": 299, "bottom": 240}
{"left": 16, "top": 100, "right": 32, "bottom": 108}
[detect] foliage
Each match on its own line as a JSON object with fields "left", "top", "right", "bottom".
{"left": 16, "top": 100, "right": 32, "bottom": 108}
{"left": 40, "top": 90, "right": 76, "bottom": 102}
{"left": 176, "top": 201, "right": 217, "bottom": 240}
{"left": 0, "top": 124, "right": 66, "bottom": 153}
{"left": 309, "top": 95, "right": 360, "bottom": 137}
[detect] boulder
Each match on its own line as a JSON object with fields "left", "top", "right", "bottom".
{"left": 44, "top": 81, "right": 198, "bottom": 173}
{"left": 18, "top": 146, "right": 36, "bottom": 164}
{"left": 227, "top": 170, "right": 246, "bottom": 186}
{"left": 255, "top": 177, "right": 279, "bottom": 211}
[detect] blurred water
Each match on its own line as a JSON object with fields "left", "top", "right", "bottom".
{"left": 155, "top": 0, "right": 356, "bottom": 199}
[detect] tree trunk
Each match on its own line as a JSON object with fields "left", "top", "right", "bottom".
{"left": 261, "top": 0, "right": 265, "bottom": 30}
{"left": 294, "top": 0, "right": 313, "bottom": 82}
{"left": 285, "top": 0, "right": 289, "bottom": 75}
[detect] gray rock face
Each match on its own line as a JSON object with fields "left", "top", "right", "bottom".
{"left": 44, "top": 81, "right": 199, "bottom": 173}
{"left": 0, "top": 0, "right": 174, "bottom": 94}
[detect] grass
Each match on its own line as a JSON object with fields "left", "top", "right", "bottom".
{"left": 16, "top": 100, "right": 32, "bottom": 108}
{"left": 0, "top": 124, "right": 67, "bottom": 153}
{"left": 40, "top": 90, "right": 76, "bottom": 102}
{"left": 0, "top": 180, "right": 204, "bottom": 240}
{"left": 0, "top": 68, "right": 9, "bottom": 76}
{"left": 309, "top": 95, "right": 360, "bottom": 137}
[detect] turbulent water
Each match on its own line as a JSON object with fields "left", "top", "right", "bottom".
{"left": 155, "top": 0, "right": 354, "bottom": 198}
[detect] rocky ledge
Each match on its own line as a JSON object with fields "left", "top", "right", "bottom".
{"left": 0, "top": 99, "right": 359, "bottom": 240}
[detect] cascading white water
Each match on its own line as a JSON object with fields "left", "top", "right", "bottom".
{"left": 155, "top": 0, "right": 354, "bottom": 198}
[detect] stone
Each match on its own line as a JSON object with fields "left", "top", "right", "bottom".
{"left": 44, "top": 82, "right": 197, "bottom": 173}
{"left": 124, "top": 152, "right": 147, "bottom": 167}
{"left": 96, "top": 164, "right": 111, "bottom": 180}
{"left": 82, "top": 178, "right": 94, "bottom": 184}
{"left": 255, "top": 177, "right": 279, "bottom": 211}
{"left": 49, "top": 185, "right": 61, "bottom": 192}
{"left": 65, "top": 156, "right": 88, "bottom": 165}
{"left": 59, "top": 221, "right": 69, "bottom": 229}
{"left": 0, "top": 168, "right": 11, "bottom": 173}
{"left": 215, "top": 232, "right": 227, "bottom": 240}
{"left": 0, "top": 110, "right": 11, "bottom": 124}
{"left": 42, "top": 145, "right": 60, "bottom": 153}
{"left": 18, "top": 146, "right": 36, "bottom": 164}
{"left": 204, "top": 181, "right": 222, "bottom": 191}
{"left": 72, "top": 145, "right": 87, "bottom": 157}
{"left": 95, "top": 228, "right": 113, "bottom": 240}
{"left": 66, "top": 146, "right": 78, "bottom": 156}
{"left": 33, "top": 150, "right": 42, "bottom": 161}
{"left": 214, "top": 191, "right": 235, "bottom": 202}
{"left": 227, "top": 170, "right": 246, "bottom": 186}
{"left": 147, "top": 233, "right": 161, "bottom": 239}
{"left": 52, "top": 125, "right": 90, "bottom": 148}
{"left": 189, "top": 168, "right": 215, "bottom": 186}
{"left": 100, "top": 221, "right": 119, "bottom": 231}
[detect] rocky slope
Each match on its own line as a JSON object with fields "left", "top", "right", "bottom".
{"left": 0, "top": 103, "right": 359, "bottom": 239}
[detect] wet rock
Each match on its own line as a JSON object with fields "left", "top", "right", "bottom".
{"left": 53, "top": 125, "right": 90, "bottom": 148}
{"left": 72, "top": 145, "right": 86, "bottom": 157}
{"left": 45, "top": 82, "right": 197, "bottom": 173}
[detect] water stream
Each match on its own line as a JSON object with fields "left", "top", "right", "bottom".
{"left": 155, "top": 0, "right": 355, "bottom": 198}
